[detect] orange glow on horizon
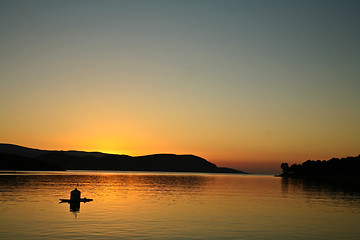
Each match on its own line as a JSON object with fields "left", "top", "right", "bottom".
{"left": 4, "top": 135, "right": 359, "bottom": 175}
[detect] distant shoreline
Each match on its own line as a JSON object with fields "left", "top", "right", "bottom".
{"left": 0, "top": 143, "right": 248, "bottom": 174}
{"left": 278, "top": 155, "right": 360, "bottom": 180}
{"left": 0, "top": 170, "right": 254, "bottom": 176}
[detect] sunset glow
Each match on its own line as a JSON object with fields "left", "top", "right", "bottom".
{"left": 1, "top": 0, "right": 359, "bottom": 173}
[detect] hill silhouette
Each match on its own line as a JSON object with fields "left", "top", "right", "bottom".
{"left": 0, "top": 152, "right": 64, "bottom": 171}
{"left": 0, "top": 143, "right": 247, "bottom": 174}
{"left": 280, "top": 155, "right": 360, "bottom": 179}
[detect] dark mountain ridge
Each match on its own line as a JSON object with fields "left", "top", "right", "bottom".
{"left": 0, "top": 143, "right": 247, "bottom": 174}
{"left": 0, "top": 152, "right": 64, "bottom": 171}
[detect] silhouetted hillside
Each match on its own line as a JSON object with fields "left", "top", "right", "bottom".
{"left": 37, "top": 152, "right": 245, "bottom": 173}
{"left": 0, "top": 152, "right": 64, "bottom": 171}
{"left": 0, "top": 144, "right": 247, "bottom": 174}
{"left": 0, "top": 143, "right": 48, "bottom": 158}
{"left": 280, "top": 155, "right": 360, "bottom": 179}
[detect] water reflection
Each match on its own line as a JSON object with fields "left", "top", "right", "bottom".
{"left": 0, "top": 172, "right": 209, "bottom": 206}
{"left": 66, "top": 201, "right": 93, "bottom": 217}
{"left": 281, "top": 177, "right": 360, "bottom": 211}
{"left": 0, "top": 173, "right": 208, "bottom": 223}
{"left": 0, "top": 172, "right": 208, "bottom": 190}
{"left": 69, "top": 201, "right": 80, "bottom": 213}
{"left": 1, "top": 172, "right": 360, "bottom": 239}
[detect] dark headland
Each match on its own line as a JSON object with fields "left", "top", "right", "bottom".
{"left": 279, "top": 155, "right": 360, "bottom": 180}
{"left": 0, "top": 143, "right": 247, "bottom": 174}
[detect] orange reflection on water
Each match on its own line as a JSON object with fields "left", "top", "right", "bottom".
{"left": 1, "top": 172, "right": 360, "bottom": 239}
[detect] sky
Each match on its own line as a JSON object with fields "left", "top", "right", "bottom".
{"left": 1, "top": 0, "right": 359, "bottom": 174}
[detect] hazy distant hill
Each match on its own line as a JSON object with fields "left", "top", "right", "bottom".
{"left": 0, "top": 143, "right": 247, "bottom": 174}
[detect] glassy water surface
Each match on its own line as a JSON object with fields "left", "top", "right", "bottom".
{"left": 0, "top": 171, "right": 359, "bottom": 239}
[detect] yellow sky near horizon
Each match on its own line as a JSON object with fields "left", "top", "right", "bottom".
{"left": 1, "top": 1, "right": 360, "bottom": 174}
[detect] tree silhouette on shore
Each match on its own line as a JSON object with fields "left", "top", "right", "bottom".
{"left": 280, "top": 155, "right": 360, "bottom": 178}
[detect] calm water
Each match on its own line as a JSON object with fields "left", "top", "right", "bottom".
{"left": 0, "top": 171, "right": 360, "bottom": 240}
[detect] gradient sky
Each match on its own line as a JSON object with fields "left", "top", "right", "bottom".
{"left": 1, "top": 0, "right": 359, "bottom": 173}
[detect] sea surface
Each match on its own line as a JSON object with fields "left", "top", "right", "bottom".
{"left": 0, "top": 171, "right": 359, "bottom": 240}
